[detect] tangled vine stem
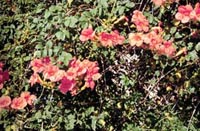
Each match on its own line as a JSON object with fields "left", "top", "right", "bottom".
{"left": 187, "top": 102, "right": 200, "bottom": 131}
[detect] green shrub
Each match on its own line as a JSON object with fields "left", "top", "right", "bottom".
{"left": 0, "top": 0, "right": 199, "bottom": 130}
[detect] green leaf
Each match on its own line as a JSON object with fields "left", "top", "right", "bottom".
{"left": 125, "top": 2, "right": 135, "bottom": 8}
{"left": 35, "top": 43, "right": 43, "bottom": 49}
{"left": 36, "top": 7, "right": 44, "bottom": 14}
{"left": 44, "top": 10, "right": 51, "bottom": 19}
{"left": 62, "top": 29, "right": 70, "bottom": 39}
{"left": 59, "top": 52, "right": 72, "bottom": 66}
{"left": 34, "top": 111, "right": 42, "bottom": 119}
{"left": 170, "top": 27, "right": 177, "bottom": 34}
{"left": 195, "top": 42, "right": 200, "bottom": 51}
{"left": 43, "top": 49, "right": 48, "bottom": 56}
{"left": 187, "top": 42, "right": 193, "bottom": 50}
{"left": 48, "top": 49, "right": 53, "bottom": 56}
{"left": 64, "top": 18, "right": 71, "bottom": 27}
{"left": 46, "top": 40, "right": 53, "bottom": 48}
{"left": 85, "top": 107, "right": 94, "bottom": 116}
{"left": 186, "top": 50, "right": 199, "bottom": 61}
{"left": 69, "top": 17, "right": 78, "bottom": 28}
{"left": 118, "top": 6, "right": 125, "bottom": 15}
{"left": 33, "top": 18, "right": 39, "bottom": 23}
{"left": 91, "top": 116, "right": 97, "bottom": 131}
{"left": 90, "top": 8, "right": 97, "bottom": 16}
{"left": 84, "top": 0, "right": 91, "bottom": 4}
{"left": 53, "top": 46, "right": 61, "bottom": 54}
{"left": 175, "top": 32, "right": 183, "bottom": 39}
{"left": 65, "top": 114, "right": 75, "bottom": 130}
{"left": 34, "top": 51, "right": 41, "bottom": 57}
{"left": 49, "top": 6, "right": 56, "bottom": 12}
{"left": 164, "top": 34, "right": 170, "bottom": 40}
{"left": 145, "top": 13, "right": 154, "bottom": 23}
{"left": 23, "top": 56, "right": 31, "bottom": 61}
{"left": 99, "top": 0, "right": 108, "bottom": 7}
{"left": 55, "top": 31, "right": 65, "bottom": 41}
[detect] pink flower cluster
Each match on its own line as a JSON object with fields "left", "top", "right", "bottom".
{"left": 59, "top": 58, "right": 101, "bottom": 95}
{"left": 79, "top": 26, "right": 95, "bottom": 42}
{"left": 175, "top": 3, "right": 200, "bottom": 23}
{"left": 29, "top": 57, "right": 66, "bottom": 86}
{"left": 0, "top": 62, "right": 9, "bottom": 89}
{"left": 0, "top": 91, "right": 36, "bottom": 111}
{"left": 79, "top": 27, "right": 125, "bottom": 47}
{"left": 129, "top": 27, "right": 176, "bottom": 57}
{"left": 131, "top": 10, "right": 149, "bottom": 32}
{"left": 29, "top": 57, "right": 101, "bottom": 95}
{"left": 128, "top": 10, "right": 177, "bottom": 57}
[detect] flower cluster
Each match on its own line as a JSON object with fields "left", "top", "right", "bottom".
{"left": 59, "top": 58, "right": 101, "bottom": 95}
{"left": 175, "top": 3, "right": 200, "bottom": 23}
{"left": 0, "top": 62, "right": 9, "bottom": 89}
{"left": 29, "top": 57, "right": 65, "bottom": 86}
{"left": 79, "top": 26, "right": 95, "bottom": 42}
{"left": 98, "top": 31, "right": 125, "bottom": 47}
{"left": 80, "top": 27, "right": 125, "bottom": 47}
{"left": 131, "top": 10, "right": 149, "bottom": 32}
{"left": 29, "top": 57, "right": 101, "bottom": 95}
{"left": 129, "top": 27, "right": 176, "bottom": 57}
{"left": 129, "top": 10, "right": 177, "bottom": 57}
{"left": 0, "top": 91, "right": 36, "bottom": 111}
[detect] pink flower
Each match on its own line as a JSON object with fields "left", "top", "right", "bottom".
{"left": 52, "top": 70, "right": 66, "bottom": 82}
{"left": 0, "top": 62, "right": 9, "bottom": 89}
{"left": 175, "top": 5, "right": 193, "bottom": 23}
{"left": 152, "top": 0, "right": 166, "bottom": 6}
{"left": 11, "top": 97, "right": 27, "bottom": 110}
{"left": 0, "top": 62, "right": 4, "bottom": 70}
{"left": 58, "top": 77, "right": 76, "bottom": 94}
{"left": 43, "top": 65, "right": 59, "bottom": 81}
{"left": 162, "top": 41, "right": 176, "bottom": 57}
{"left": 64, "top": 59, "right": 101, "bottom": 93}
{"left": 30, "top": 57, "right": 66, "bottom": 83}
{"left": 0, "top": 71, "right": 9, "bottom": 89}
{"left": 98, "top": 31, "right": 125, "bottom": 47}
{"left": 30, "top": 57, "right": 51, "bottom": 73}
{"left": 143, "top": 31, "right": 163, "bottom": 50}
{"left": 191, "top": 3, "right": 200, "bottom": 21}
{"left": 66, "top": 68, "right": 78, "bottom": 80}
{"left": 70, "top": 87, "right": 78, "bottom": 96}
{"left": 20, "top": 91, "right": 37, "bottom": 105}
{"left": 67, "top": 59, "right": 87, "bottom": 77}
{"left": 20, "top": 91, "right": 30, "bottom": 101}
{"left": 151, "top": 26, "right": 163, "bottom": 34}
{"left": 131, "top": 10, "right": 149, "bottom": 32}
{"left": 92, "top": 73, "right": 102, "bottom": 81}
{"left": 84, "top": 78, "right": 95, "bottom": 89}
{"left": 98, "top": 32, "right": 113, "bottom": 47}
{"left": 29, "top": 73, "right": 41, "bottom": 86}
{"left": 0, "top": 96, "right": 11, "bottom": 108}
{"left": 0, "top": 84, "right": 3, "bottom": 90}
{"left": 80, "top": 26, "right": 95, "bottom": 42}
{"left": 83, "top": 60, "right": 101, "bottom": 89}
{"left": 129, "top": 33, "right": 144, "bottom": 47}
{"left": 27, "top": 95, "right": 37, "bottom": 105}
{"left": 110, "top": 30, "right": 125, "bottom": 46}
{"left": 43, "top": 65, "right": 65, "bottom": 82}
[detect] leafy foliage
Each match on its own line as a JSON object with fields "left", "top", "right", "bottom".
{"left": 0, "top": 0, "right": 200, "bottom": 130}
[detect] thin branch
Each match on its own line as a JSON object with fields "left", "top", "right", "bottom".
{"left": 187, "top": 102, "right": 200, "bottom": 131}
